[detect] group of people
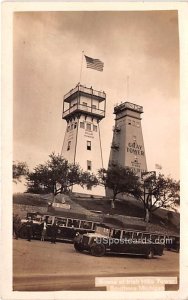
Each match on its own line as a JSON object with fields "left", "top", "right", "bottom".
{"left": 13, "top": 214, "right": 58, "bottom": 244}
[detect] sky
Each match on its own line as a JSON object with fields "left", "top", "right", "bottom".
{"left": 13, "top": 10, "right": 179, "bottom": 190}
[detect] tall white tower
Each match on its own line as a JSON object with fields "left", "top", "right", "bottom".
{"left": 109, "top": 101, "right": 147, "bottom": 177}
{"left": 61, "top": 84, "right": 106, "bottom": 196}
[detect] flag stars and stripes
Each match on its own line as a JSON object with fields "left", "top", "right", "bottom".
{"left": 84, "top": 55, "right": 104, "bottom": 72}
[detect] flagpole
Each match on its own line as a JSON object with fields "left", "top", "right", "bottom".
{"left": 127, "top": 75, "right": 129, "bottom": 100}
{"left": 79, "top": 51, "right": 84, "bottom": 84}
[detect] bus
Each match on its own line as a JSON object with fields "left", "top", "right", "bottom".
{"left": 18, "top": 212, "right": 100, "bottom": 241}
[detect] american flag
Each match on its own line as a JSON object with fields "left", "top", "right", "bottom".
{"left": 84, "top": 55, "right": 104, "bottom": 72}
{"left": 155, "top": 163, "right": 162, "bottom": 170}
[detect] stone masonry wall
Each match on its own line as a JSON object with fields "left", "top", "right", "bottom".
{"left": 13, "top": 204, "right": 48, "bottom": 218}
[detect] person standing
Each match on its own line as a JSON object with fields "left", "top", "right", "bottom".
{"left": 41, "top": 219, "right": 47, "bottom": 241}
{"left": 50, "top": 221, "right": 58, "bottom": 244}
{"left": 26, "top": 217, "right": 33, "bottom": 242}
{"left": 13, "top": 214, "right": 21, "bottom": 239}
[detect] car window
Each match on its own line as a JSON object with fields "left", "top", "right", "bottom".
{"left": 133, "top": 232, "right": 142, "bottom": 240}
{"left": 109, "top": 229, "right": 114, "bottom": 237}
{"left": 46, "top": 216, "right": 53, "bottom": 225}
{"left": 80, "top": 220, "right": 92, "bottom": 229}
{"left": 72, "top": 219, "right": 80, "bottom": 228}
{"left": 142, "top": 233, "right": 150, "bottom": 239}
{"left": 27, "top": 213, "right": 38, "bottom": 220}
{"left": 113, "top": 230, "right": 121, "bottom": 239}
{"left": 103, "top": 227, "right": 111, "bottom": 236}
{"left": 122, "top": 231, "right": 133, "bottom": 239}
{"left": 68, "top": 219, "right": 76, "bottom": 227}
{"left": 159, "top": 235, "right": 165, "bottom": 243}
{"left": 56, "top": 218, "right": 67, "bottom": 227}
{"left": 150, "top": 234, "right": 159, "bottom": 242}
{"left": 95, "top": 226, "right": 110, "bottom": 236}
{"left": 93, "top": 223, "right": 99, "bottom": 230}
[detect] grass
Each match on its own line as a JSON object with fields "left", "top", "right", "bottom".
{"left": 72, "top": 196, "right": 179, "bottom": 234}
{"left": 73, "top": 197, "right": 144, "bottom": 217}
{"left": 13, "top": 193, "right": 49, "bottom": 207}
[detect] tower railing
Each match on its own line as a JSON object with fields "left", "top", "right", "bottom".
{"left": 64, "top": 85, "right": 106, "bottom": 101}
{"left": 62, "top": 103, "right": 105, "bottom": 118}
{"left": 114, "top": 102, "right": 143, "bottom": 113}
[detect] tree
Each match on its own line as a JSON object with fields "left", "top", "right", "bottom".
{"left": 138, "top": 173, "right": 180, "bottom": 222}
{"left": 13, "top": 161, "right": 29, "bottom": 183}
{"left": 98, "top": 165, "right": 142, "bottom": 208}
{"left": 98, "top": 166, "right": 180, "bottom": 220}
{"left": 26, "top": 153, "right": 98, "bottom": 196}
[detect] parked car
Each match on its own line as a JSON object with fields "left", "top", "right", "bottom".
{"left": 165, "top": 235, "right": 180, "bottom": 252}
{"left": 74, "top": 223, "right": 164, "bottom": 258}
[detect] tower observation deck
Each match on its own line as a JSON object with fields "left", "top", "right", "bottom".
{"left": 62, "top": 84, "right": 106, "bottom": 121}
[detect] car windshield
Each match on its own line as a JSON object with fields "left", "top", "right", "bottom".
{"left": 95, "top": 226, "right": 111, "bottom": 236}
{"left": 27, "top": 213, "right": 42, "bottom": 221}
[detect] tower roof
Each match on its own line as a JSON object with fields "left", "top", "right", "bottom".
{"left": 64, "top": 83, "right": 106, "bottom": 103}
{"left": 114, "top": 102, "right": 143, "bottom": 114}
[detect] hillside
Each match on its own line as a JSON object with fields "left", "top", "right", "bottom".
{"left": 13, "top": 193, "right": 179, "bottom": 235}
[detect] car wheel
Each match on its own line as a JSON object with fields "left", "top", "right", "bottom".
{"left": 18, "top": 226, "right": 27, "bottom": 239}
{"left": 90, "top": 243, "right": 105, "bottom": 257}
{"left": 74, "top": 242, "right": 84, "bottom": 252}
{"left": 146, "top": 248, "right": 154, "bottom": 259}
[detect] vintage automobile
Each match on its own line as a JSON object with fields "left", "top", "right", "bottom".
{"left": 74, "top": 224, "right": 165, "bottom": 258}
{"left": 19, "top": 212, "right": 43, "bottom": 238}
{"left": 165, "top": 235, "right": 180, "bottom": 252}
{"left": 18, "top": 212, "right": 100, "bottom": 241}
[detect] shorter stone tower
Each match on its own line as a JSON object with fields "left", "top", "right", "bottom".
{"left": 109, "top": 101, "right": 147, "bottom": 177}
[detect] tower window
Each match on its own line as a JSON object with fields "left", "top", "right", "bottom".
{"left": 87, "top": 160, "right": 92, "bottom": 171}
{"left": 86, "top": 123, "right": 91, "bottom": 131}
{"left": 87, "top": 186, "right": 92, "bottom": 190}
{"left": 74, "top": 123, "right": 77, "bottom": 129}
{"left": 87, "top": 141, "right": 91, "bottom": 150}
{"left": 128, "top": 119, "right": 131, "bottom": 125}
{"left": 67, "top": 141, "right": 71, "bottom": 151}
{"left": 82, "top": 102, "right": 87, "bottom": 106}
{"left": 80, "top": 122, "right": 85, "bottom": 129}
{"left": 93, "top": 125, "right": 97, "bottom": 132}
